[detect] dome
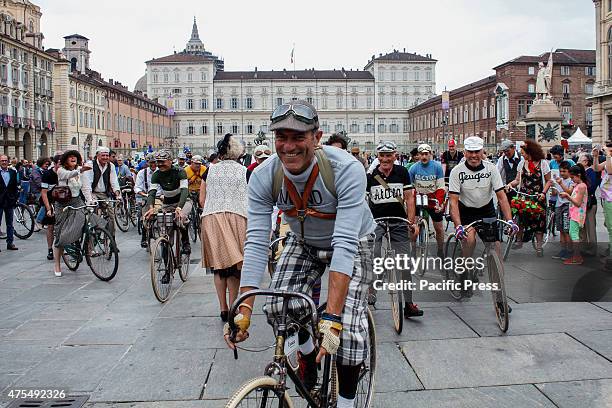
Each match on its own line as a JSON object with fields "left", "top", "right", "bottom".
{"left": 134, "top": 74, "right": 147, "bottom": 93}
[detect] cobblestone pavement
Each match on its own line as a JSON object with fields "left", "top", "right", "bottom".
{"left": 0, "top": 217, "right": 611, "bottom": 407}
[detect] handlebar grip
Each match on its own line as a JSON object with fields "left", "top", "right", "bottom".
{"left": 233, "top": 348, "right": 238, "bottom": 360}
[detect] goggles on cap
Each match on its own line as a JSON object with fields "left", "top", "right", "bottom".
{"left": 270, "top": 103, "right": 318, "bottom": 126}
{"left": 254, "top": 148, "right": 272, "bottom": 158}
{"left": 376, "top": 141, "right": 397, "bottom": 153}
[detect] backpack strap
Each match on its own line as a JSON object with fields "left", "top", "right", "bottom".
{"left": 144, "top": 168, "right": 149, "bottom": 191}
{"left": 314, "top": 148, "right": 336, "bottom": 197}
{"left": 272, "top": 147, "right": 336, "bottom": 202}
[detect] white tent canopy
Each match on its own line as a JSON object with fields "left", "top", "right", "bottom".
{"left": 567, "top": 127, "right": 592, "bottom": 145}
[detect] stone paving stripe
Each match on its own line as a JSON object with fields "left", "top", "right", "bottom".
{"left": 12, "top": 345, "right": 130, "bottom": 392}
{"left": 400, "top": 333, "right": 612, "bottom": 389}
{"left": 535, "top": 379, "right": 612, "bottom": 408}
{"left": 371, "top": 307, "right": 478, "bottom": 342}
{"left": 5, "top": 319, "right": 88, "bottom": 346}
{"left": 372, "top": 384, "right": 555, "bottom": 407}
{"left": 566, "top": 329, "right": 612, "bottom": 362}
{"left": 449, "top": 302, "right": 612, "bottom": 337}
{"left": 90, "top": 346, "right": 215, "bottom": 402}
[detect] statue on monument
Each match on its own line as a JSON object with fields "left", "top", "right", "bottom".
{"left": 535, "top": 52, "right": 554, "bottom": 100}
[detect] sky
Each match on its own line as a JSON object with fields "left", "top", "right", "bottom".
{"left": 37, "top": 0, "right": 595, "bottom": 94}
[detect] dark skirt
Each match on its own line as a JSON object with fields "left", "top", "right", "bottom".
{"left": 53, "top": 196, "right": 86, "bottom": 248}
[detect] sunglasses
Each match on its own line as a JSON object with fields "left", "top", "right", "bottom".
{"left": 255, "top": 149, "right": 272, "bottom": 157}
{"left": 270, "top": 103, "right": 318, "bottom": 125}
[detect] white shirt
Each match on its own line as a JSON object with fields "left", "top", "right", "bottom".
{"left": 81, "top": 160, "right": 120, "bottom": 202}
{"left": 135, "top": 167, "right": 161, "bottom": 197}
{"left": 449, "top": 160, "right": 504, "bottom": 208}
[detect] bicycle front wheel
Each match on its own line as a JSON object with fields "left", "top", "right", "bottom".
{"left": 444, "top": 235, "right": 463, "bottom": 300}
{"left": 13, "top": 203, "right": 34, "bottom": 239}
{"left": 414, "top": 219, "right": 429, "bottom": 276}
{"left": 85, "top": 227, "right": 119, "bottom": 281}
{"left": 150, "top": 237, "right": 174, "bottom": 302}
{"left": 353, "top": 307, "right": 376, "bottom": 408}
{"left": 384, "top": 234, "right": 403, "bottom": 334}
{"left": 487, "top": 251, "right": 509, "bottom": 333}
{"left": 225, "top": 376, "right": 292, "bottom": 408}
{"left": 178, "top": 230, "right": 191, "bottom": 282}
{"left": 115, "top": 201, "right": 130, "bottom": 232}
{"left": 188, "top": 208, "right": 199, "bottom": 242}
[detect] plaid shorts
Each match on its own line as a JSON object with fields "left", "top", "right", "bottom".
{"left": 263, "top": 232, "right": 375, "bottom": 366}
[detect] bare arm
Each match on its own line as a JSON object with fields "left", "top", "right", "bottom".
{"left": 404, "top": 189, "right": 415, "bottom": 224}
{"left": 449, "top": 193, "right": 461, "bottom": 227}
{"left": 199, "top": 181, "right": 206, "bottom": 208}
{"left": 496, "top": 190, "right": 512, "bottom": 221}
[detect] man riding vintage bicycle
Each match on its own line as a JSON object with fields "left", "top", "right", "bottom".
{"left": 224, "top": 100, "right": 375, "bottom": 408}
{"left": 143, "top": 149, "right": 192, "bottom": 257}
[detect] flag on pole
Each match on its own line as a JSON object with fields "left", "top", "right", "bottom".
{"left": 290, "top": 46, "right": 294, "bottom": 64}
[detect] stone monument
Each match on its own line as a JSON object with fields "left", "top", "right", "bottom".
{"left": 524, "top": 52, "right": 563, "bottom": 149}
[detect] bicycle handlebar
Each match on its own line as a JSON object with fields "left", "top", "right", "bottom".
{"left": 373, "top": 216, "right": 413, "bottom": 225}
{"left": 507, "top": 187, "right": 541, "bottom": 199}
{"left": 462, "top": 217, "right": 514, "bottom": 232}
{"left": 228, "top": 289, "right": 320, "bottom": 358}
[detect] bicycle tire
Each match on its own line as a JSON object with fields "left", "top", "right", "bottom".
{"left": 384, "top": 233, "right": 403, "bottom": 335}
{"left": 30, "top": 204, "right": 42, "bottom": 232}
{"left": 129, "top": 198, "right": 138, "bottom": 227}
{"left": 354, "top": 307, "right": 376, "bottom": 408}
{"left": 189, "top": 207, "right": 198, "bottom": 243}
{"left": 13, "top": 203, "right": 34, "bottom": 239}
{"left": 85, "top": 227, "right": 118, "bottom": 281}
{"left": 225, "top": 376, "right": 292, "bottom": 408}
{"left": 503, "top": 234, "right": 514, "bottom": 261}
{"left": 444, "top": 235, "right": 463, "bottom": 300}
{"left": 150, "top": 236, "right": 174, "bottom": 302}
{"left": 62, "top": 243, "right": 81, "bottom": 271}
{"left": 114, "top": 202, "right": 130, "bottom": 232}
{"left": 415, "top": 219, "right": 429, "bottom": 276}
{"left": 178, "top": 230, "right": 191, "bottom": 282}
{"left": 487, "top": 251, "right": 509, "bottom": 333}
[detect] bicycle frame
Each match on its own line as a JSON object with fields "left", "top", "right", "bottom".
{"left": 228, "top": 289, "right": 331, "bottom": 407}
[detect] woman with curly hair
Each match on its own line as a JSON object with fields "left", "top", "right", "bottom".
{"left": 199, "top": 134, "right": 251, "bottom": 321}
{"left": 507, "top": 140, "right": 552, "bottom": 256}
{"left": 53, "top": 150, "right": 91, "bottom": 276}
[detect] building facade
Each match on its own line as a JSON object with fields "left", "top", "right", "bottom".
{"left": 103, "top": 78, "right": 171, "bottom": 157}
{"left": 141, "top": 19, "right": 437, "bottom": 153}
{"left": 590, "top": 0, "right": 612, "bottom": 143}
{"left": 407, "top": 76, "right": 497, "bottom": 150}
{"left": 51, "top": 34, "right": 171, "bottom": 158}
{"left": 407, "top": 49, "right": 595, "bottom": 149}
{"left": 494, "top": 49, "right": 595, "bottom": 142}
{"left": 0, "top": 0, "right": 55, "bottom": 160}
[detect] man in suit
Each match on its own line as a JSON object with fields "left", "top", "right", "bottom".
{"left": 0, "top": 154, "right": 19, "bottom": 250}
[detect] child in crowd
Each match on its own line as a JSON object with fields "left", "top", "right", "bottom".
{"left": 552, "top": 161, "right": 574, "bottom": 260}
{"left": 559, "top": 165, "right": 589, "bottom": 265}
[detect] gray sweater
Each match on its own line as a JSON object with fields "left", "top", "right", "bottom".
{"left": 241, "top": 146, "right": 375, "bottom": 288}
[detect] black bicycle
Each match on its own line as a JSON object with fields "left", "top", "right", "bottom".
{"left": 226, "top": 289, "right": 376, "bottom": 407}
{"left": 13, "top": 202, "right": 35, "bottom": 239}
{"left": 445, "top": 218, "right": 513, "bottom": 332}
{"left": 373, "top": 216, "right": 411, "bottom": 334}
{"left": 61, "top": 201, "right": 119, "bottom": 281}
{"left": 188, "top": 192, "right": 201, "bottom": 243}
{"left": 115, "top": 178, "right": 135, "bottom": 232}
{"left": 149, "top": 211, "right": 190, "bottom": 302}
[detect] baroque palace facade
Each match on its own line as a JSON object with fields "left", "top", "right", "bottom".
{"left": 0, "top": 0, "right": 56, "bottom": 160}
{"left": 138, "top": 19, "right": 437, "bottom": 153}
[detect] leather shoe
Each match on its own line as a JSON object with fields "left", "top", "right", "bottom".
{"left": 6, "top": 244, "right": 17, "bottom": 250}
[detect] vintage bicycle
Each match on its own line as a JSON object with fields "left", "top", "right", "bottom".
{"left": 225, "top": 289, "right": 376, "bottom": 407}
